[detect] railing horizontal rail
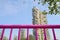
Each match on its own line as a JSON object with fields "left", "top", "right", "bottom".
{"left": 0, "top": 25, "right": 60, "bottom": 28}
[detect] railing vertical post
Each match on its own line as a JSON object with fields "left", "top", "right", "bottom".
{"left": 18, "top": 28, "right": 20, "bottom": 40}
{"left": 44, "top": 29, "right": 47, "bottom": 40}
{"left": 52, "top": 29, "right": 56, "bottom": 40}
{"left": 36, "top": 29, "right": 38, "bottom": 40}
{"left": 1, "top": 28, "right": 5, "bottom": 40}
{"left": 27, "top": 28, "right": 29, "bottom": 40}
{"left": 9, "top": 28, "right": 13, "bottom": 40}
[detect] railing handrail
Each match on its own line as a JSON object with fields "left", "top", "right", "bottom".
{"left": 0, "top": 25, "right": 60, "bottom": 28}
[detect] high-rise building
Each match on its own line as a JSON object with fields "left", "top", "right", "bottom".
{"left": 32, "top": 7, "right": 50, "bottom": 40}
{"left": 20, "top": 29, "right": 26, "bottom": 38}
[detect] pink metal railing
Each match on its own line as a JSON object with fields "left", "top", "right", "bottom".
{"left": 0, "top": 25, "right": 60, "bottom": 40}
{"left": 18, "top": 28, "right": 20, "bottom": 40}
{"left": 9, "top": 29, "right": 13, "bottom": 40}
{"left": 44, "top": 28, "right": 47, "bottom": 40}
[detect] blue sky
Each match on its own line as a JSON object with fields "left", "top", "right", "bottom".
{"left": 0, "top": 0, "right": 60, "bottom": 40}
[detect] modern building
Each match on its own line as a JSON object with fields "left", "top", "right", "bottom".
{"left": 20, "top": 29, "right": 26, "bottom": 38}
{"left": 32, "top": 7, "right": 50, "bottom": 40}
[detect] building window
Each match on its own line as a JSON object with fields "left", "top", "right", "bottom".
{"left": 43, "top": 16, "right": 46, "bottom": 18}
{"left": 43, "top": 20, "right": 47, "bottom": 24}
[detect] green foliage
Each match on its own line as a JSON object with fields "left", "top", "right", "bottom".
{"left": 3, "top": 36, "right": 8, "bottom": 40}
{"left": 21, "top": 35, "right": 35, "bottom": 40}
{"left": 0, "top": 32, "right": 1, "bottom": 36}
{"left": 14, "top": 36, "right": 17, "bottom": 40}
{"left": 34, "top": 0, "right": 60, "bottom": 15}
{"left": 14, "top": 35, "right": 26, "bottom": 40}
{"left": 21, "top": 38, "right": 26, "bottom": 40}
{"left": 42, "top": 10, "right": 47, "bottom": 15}
{"left": 29, "top": 35, "right": 35, "bottom": 40}
{"left": 0, "top": 32, "right": 1, "bottom": 39}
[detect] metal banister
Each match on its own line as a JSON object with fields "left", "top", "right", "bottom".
{"left": 0, "top": 25, "right": 60, "bottom": 40}
{"left": 0, "top": 25, "right": 60, "bottom": 28}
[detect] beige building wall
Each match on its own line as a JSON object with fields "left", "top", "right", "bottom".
{"left": 32, "top": 7, "right": 50, "bottom": 40}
